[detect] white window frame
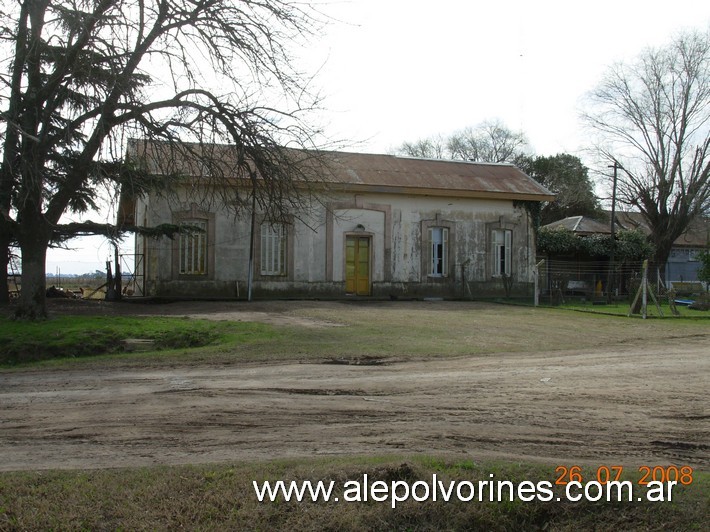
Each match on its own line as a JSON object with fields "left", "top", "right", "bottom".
{"left": 429, "top": 226, "right": 449, "bottom": 277}
{"left": 492, "top": 229, "right": 512, "bottom": 277}
{"left": 260, "top": 223, "right": 287, "bottom": 276}
{"left": 179, "top": 220, "right": 207, "bottom": 275}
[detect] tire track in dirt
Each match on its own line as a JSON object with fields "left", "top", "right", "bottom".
{"left": 0, "top": 337, "right": 708, "bottom": 471}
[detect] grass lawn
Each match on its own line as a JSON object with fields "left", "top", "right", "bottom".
{"left": 553, "top": 299, "right": 709, "bottom": 318}
{"left": 1, "top": 300, "right": 709, "bottom": 368}
{"left": 0, "top": 314, "right": 277, "bottom": 365}
{"left": 1, "top": 457, "right": 707, "bottom": 531}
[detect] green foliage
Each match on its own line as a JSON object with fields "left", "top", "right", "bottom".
{"left": 536, "top": 227, "right": 579, "bottom": 254}
{"left": 513, "top": 200, "right": 542, "bottom": 230}
{"left": 0, "top": 316, "right": 270, "bottom": 364}
{"left": 697, "top": 249, "right": 710, "bottom": 287}
{"left": 537, "top": 228, "right": 653, "bottom": 260}
{"left": 516, "top": 154, "right": 602, "bottom": 226}
{"left": 615, "top": 229, "right": 655, "bottom": 260}
{"left": 2, "top": 0, "right": 325, "bottom": 318}
{"left": 580, "top": 233, "right": 612, "bottom": 257}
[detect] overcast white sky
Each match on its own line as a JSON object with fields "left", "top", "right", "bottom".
{"left": 46, "top": 0, "right": 710, "bottom": 275}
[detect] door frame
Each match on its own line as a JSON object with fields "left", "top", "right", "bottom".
{"left": 344, "top": 232, "right": 373, "bottom": 296}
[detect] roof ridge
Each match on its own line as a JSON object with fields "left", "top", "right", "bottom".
{"left": 572, "top": 215, "right": 583, "bottom": 232}
{"left": 395, "top": 155, "right": 515, "bottom": 167}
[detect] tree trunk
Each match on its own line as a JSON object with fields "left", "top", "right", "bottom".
{"left": 0, "top": 235, "right": 9, "bottom": 304}
{"left": 651, "top": 239, "right": 674, "bottom": 287}
{"left": 15, "top": 235, "right": 49, "bottom": 320}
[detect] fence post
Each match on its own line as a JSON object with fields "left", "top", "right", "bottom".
{"left": 534, "top": 259, "right": 545, "bottom": 307}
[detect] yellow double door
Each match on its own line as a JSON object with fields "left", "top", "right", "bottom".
{"left": 345, "top": 236, "right": 370, "bottom": 296}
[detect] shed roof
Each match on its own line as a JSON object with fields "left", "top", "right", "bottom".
{"left": 542, "top": 213, "right": 709, "bottom": 248}
{"left": 540, "top": 215, "right": 611, "bottom": 235}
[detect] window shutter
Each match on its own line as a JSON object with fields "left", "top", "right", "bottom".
{"left": 504, "top": 230, "right": 512, "bottom": 275}
{"left": 279, "top": 226, "right": 286, "bottom": 274}
{"left": 427, "top": 227, "right": 433, "bottom": 275}
{"left": 442, "top": 227, "right": 449, "bottom": 276}
{"left": 260, "top": 224, "right": 268, "bottom": 275}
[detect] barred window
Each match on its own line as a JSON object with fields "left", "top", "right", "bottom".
{"left": 179, "top": 220, "right": 207, "bottom": 275}
{"left": 261, "top": 223, "right": 287, "bottom": 275}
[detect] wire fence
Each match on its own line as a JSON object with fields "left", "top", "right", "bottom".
{"left": 535, "top": 258, "right": 706, "bottom": 306}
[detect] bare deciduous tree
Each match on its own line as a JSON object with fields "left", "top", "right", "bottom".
{"left": 583, "top": 28, "right": 710, "bottom": 277}
{"left": 447, "top": 120, "right": 529, "bottom": 163}
{"left": 396, "top": 135, "right": 447, "bottom": 159}
{"left": 0, "top": 0, "right": 327, "bottom": 318}
{"left": 394, "top": 120, "right": 529, "bottom": 163}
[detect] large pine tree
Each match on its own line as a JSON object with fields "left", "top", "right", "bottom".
{"left": 0, "top": 0, "right": 326, "bottom": 318}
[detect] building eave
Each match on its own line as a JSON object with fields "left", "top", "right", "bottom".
{"left": 329, "top": 182, "right": 555, "bottom": 202}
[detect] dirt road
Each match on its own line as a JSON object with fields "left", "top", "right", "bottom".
{"left": 1, "top": 335, "right": 707, "bottom": 471}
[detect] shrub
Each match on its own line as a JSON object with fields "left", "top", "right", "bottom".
{"left": 697, "top": 249, "right": 710, "bottom": 289}
{"left": 537, "top": 228, "right": 653, "bottom": 261}
{"left": 689, "top": 293, "right": 710, "bottom": 311}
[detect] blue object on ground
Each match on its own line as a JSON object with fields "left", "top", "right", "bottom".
{"left": 674, "top": 299, "right": 695, "bottom": 306}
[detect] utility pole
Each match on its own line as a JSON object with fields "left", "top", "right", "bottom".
{"left": 606, "top": 161, "right": 619, "bottom": 303}
{"left": 247, "top": 187, "right": 256, "bottom": 302}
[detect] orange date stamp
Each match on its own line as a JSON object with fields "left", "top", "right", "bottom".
{"left": 555, "top": 465, "right": 694, "bottom": 486}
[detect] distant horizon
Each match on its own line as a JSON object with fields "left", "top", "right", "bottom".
{"left": 46, "top": 271, "right": 104, "bottom": 278}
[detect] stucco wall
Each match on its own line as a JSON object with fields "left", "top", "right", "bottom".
{"left": 134, "top": 189, "right": 536, "bottom": 299}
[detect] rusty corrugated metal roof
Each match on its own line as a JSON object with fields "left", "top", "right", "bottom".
{"left": 324, "top": 152, "right": 555, "bottom": 200}
{"left": 126, "top": 140, "right": 555, "bottom": 201}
